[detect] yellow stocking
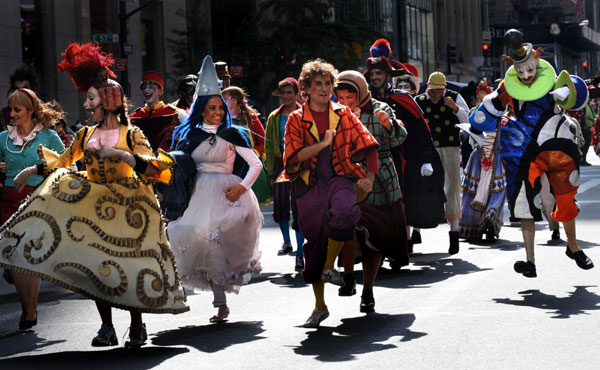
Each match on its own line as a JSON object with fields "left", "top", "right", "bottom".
{"left": 312, "top": 282, "right": 326, "bottom": 311}
{"left": 324, "top": 238, "right": 344, "bottom": 270}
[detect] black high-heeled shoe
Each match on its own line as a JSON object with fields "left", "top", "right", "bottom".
{"left": 19, "top": 311, "right": 37, "bottom": 330}
{"left": 566, "top": 247, "right": 594, "bottom": 270}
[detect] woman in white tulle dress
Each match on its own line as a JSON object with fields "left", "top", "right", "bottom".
{"left": 165, "top": 56, "right": 263, "bottom": 323}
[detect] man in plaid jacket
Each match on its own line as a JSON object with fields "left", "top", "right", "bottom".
{"left": 279, "top": 59, "right": 378, "bottom": 328}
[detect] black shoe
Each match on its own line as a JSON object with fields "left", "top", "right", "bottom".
{"left": 566, "top": 247, "right": 594, "bottom": 270}
{"left": 91, "top": 324, "right": 118, "bottom": 347}
{"left": 514, "top": 260, "right": 537, "bottom": 278}
{"left": 277, "top": 243, "right": 293, "bottom": 256}
{"left": 295, "top": 256, "right": 305, "bottom": 271}
{"left": 411, "top": 230, "right": 422, "bottom": 245}
{"left": 360, "top": 289, "right": 375, "bottom": 313}
{"left": 407, "top": 240, "right": 414, "bottom": 254}
{"left": 18, "top": 313, "right": 37, "bottom": 330}
{"left": 551, "top": 229, "right": 560, "bottom": 241}
{"left": 448, "top": 231, "right": 459, "bottom": 254}
{"left": 580, "top": 161, "right": 591, "bottom": 166}
{"left": 338, "top": 274, "right": 356, "bottom": 296}
{"left": 125, "top": 323, "right": 148, "bottom": 348}
{"left": 389, "top": 259, "right": 404, "bottom": 271}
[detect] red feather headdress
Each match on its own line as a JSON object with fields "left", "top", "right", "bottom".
{"left": 57, "top": 42, "right": 116, "bottom": 92}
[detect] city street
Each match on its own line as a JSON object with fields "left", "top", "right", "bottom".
{"left": 1, "top": 152, "right": 599, "bottom": 370}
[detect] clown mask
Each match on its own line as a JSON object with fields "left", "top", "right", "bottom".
{"left": 514, "top": 56, "right": 538, "bottom": 85}
{"left": 84, "top": 86, "right": 105, "bottom": 123}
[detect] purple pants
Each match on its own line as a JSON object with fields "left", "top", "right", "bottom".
{"left": 296, "top": 148, "right": 360, "bottom": 283}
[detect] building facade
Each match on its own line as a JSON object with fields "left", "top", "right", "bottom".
{"left": 0, "top": 0, "right": 190, "bottom": 125}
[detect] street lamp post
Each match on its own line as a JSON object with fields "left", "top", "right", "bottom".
{"left": 119, "top": 0, "right": 159, "bottom": 96}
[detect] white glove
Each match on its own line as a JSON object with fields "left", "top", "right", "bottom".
{"left": 550, "top": 86, "right": 570, "bottom": 101}
{"left": 420, "top": 163, "right": 433, "bottom": 177}
{"left": 14, "top": 165, "right": 37, "bottom": 192}
{"left": 177, "top": 110, "right": 189, "bottom": 124}
{"left": 98, "top": 145, "right": 136, "bottom": 168}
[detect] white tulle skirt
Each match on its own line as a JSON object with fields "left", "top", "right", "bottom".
{"left": 168, "top": 172, "right": 263, "bottom": 293}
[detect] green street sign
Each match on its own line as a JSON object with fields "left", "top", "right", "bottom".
{"left": 92, "top": 34, "right": 120, "bottom": 43}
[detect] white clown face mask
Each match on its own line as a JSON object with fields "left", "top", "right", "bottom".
{"left": 514, "top": 57, "right": 539, "bottom": 85}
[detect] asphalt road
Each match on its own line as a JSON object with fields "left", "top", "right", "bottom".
{"left": 1, "top": 152, "right": 599, "bottom": 370}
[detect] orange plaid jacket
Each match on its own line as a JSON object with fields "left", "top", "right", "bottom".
{"left": 279, "top": 101, "right": 378, "bottom": 188}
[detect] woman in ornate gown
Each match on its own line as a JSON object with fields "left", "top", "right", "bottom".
{"left": 166, "top": 56, "right": 263, "bottom": 323}
{"left": 0, "top": 43, "right": 188, "bottom": 348}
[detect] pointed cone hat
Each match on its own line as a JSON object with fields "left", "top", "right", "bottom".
{"left": 194, "top": 55, "right": 222, "bottom": 102}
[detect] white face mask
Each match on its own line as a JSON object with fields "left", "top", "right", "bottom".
{"left": 514, "top": 57, "right": 538, "bottom": 85}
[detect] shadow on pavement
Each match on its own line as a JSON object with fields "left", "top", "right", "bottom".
{"left": 377, "top": 257, "right": 490, "bottom": 289}
{"left": 466, "top": 238, "right": 521, "bottom": 251}
{"left": 0, "top": 345, "right": 188, "bottom": 369}
{"left": 293, "top": 313, "right": 426, "bottom": 361}
{"left": 0, "top": 331, "right": 66, "bottom": 358}
{"left": 268, "top": 272, "right": 307, "bottom": 288}
{"left": 151, "top": 320, "right": 265, "bottom": 352}
{"left": 493, "top": 286, "right": 600, "bottom": 319}
{"left": 246, "top": 272, "right": 279, "bottom": 285}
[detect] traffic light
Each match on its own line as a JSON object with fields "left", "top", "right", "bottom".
{"left": 447, "top": 44, "right": 458, "bottom": 64}
{"left": 582, "top": 60, "right": 588, "bottom": 68}
{"left": 482, "top": 43, "right": 491, "bottom": 59}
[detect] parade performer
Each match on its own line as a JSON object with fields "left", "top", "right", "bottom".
{"left": 365, "top": 38, "right": 445, "bottom": 256}
{"left": 172, "top": 74, "right": 198, "bottom": 113}
{"left": 394, "top": 62, "right": 420, "bottom": 97}
{"left": 279, "top": 59, "right": 379, "bottom": 327}
{"left": 469, "top": 29, "right": 594, "bottom": 277}
{"left": 165, "top": 56, "right": 263, "bottom": 324}
{"left": 1, "top": 66, "right": 38, "bottom": 132}
{"left": 130, "top": 71, "right": 188, "bottom": 152}
{"left": 1, "top": 66, "right": 39, "bottom": 241}
{"left": 334, "top": 70, "right": 408, "bottom": 312}
{"left": 265, "top": 78, "right": 305, "bottom": 269}
{"left": 457, "top": 118, "right": 506, "bottom": 242}
{"left": 223, "top": 86, "right": 273, "bottom": 207}
{"left": 0, "top": 42, "right": 188, "bottom": 347}
{"left": 416, "top": 71, "right": 470, "bottom": 253}
{"left": 0, "top": 88, "right": 65, "bottom": 329}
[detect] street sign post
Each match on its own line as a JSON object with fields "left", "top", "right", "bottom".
{"left": 91, "top": 34, "right": 120, "bottom": 43}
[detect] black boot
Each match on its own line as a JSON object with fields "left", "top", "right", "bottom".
{"left": 338, "top": 273, "right": 357, "bottom": 296}
{"left": 411, "top": 229, "right": 422, "bottom": 245}
{"left": 449, "top": 231, "right": 459, "bottom": 254}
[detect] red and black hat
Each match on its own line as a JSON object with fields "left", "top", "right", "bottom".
{"left": 364, "top": 38, "right": 409, "bottom": 81}
{"left": 140, "top": 71, "right": 164, "bottom": 92}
